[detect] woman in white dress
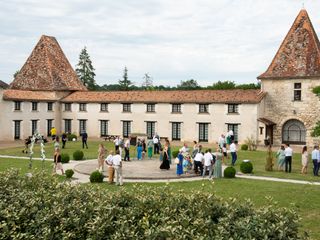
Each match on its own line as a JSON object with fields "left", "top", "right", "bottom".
{"left": 301, "top": 146, "right": 308, "bottom": 174}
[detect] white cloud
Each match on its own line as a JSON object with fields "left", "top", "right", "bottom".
{"left": 1, "top": 0, "right": 320, "bottom": 86}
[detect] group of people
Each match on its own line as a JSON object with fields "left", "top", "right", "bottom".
{"left": 174, "top": 142, "right": 223, "bottom": 178}
{"left": 218, "top": 132, "right": 238, "bottom": 166}
{"left": 276, "top": 144, "right": 320, "bottom": 176}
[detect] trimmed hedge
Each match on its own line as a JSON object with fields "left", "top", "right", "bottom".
{"left": 241, "top": 144, "right": 248, "bottom": 151}
{"left": 73, "top": 150, "right": 84, "bottom": 160}
{"left": 224, "top": 166, "right": 236, "bottom": 178}
{"left": 172, "top": 150, "right": 179, "bottom": 158}
{"left": 0, "top": 170, "right": 302, "bottom": 239}
{"left": 90, "top": 170, "right": 104, "bottom": 183}
{"left": 61, "top": 153, "right": 70, "bottom": 163}
{"left": 67, "top": 133, "right": 77, "bottom": 141}
{"left": 240, "top": 161, "right": 253, "bottom": 174}
{"left": 65, "top": 169, "right": 74, "bottom": 179}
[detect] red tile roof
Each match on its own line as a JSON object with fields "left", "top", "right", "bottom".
{"left": 61, "top": 89, "right": 265, "bottom": 104}
{"left": 9, "top": 35, "right": 87, "bottom": 91}
{"left": 258, "top": 9, "right": 320, "bottom": 79}
{"left": 3, "top": 89, "right": 61, "bottom": 101}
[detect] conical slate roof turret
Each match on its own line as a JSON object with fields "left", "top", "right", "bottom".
{"left": 258, "top": 9, "right": 320, "bottom": 79}
{"left": 10, "top": 35, "right": 87, "bottom": 91}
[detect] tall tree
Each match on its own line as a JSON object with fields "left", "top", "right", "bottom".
{"left": 75, "top": 47, "right": 96, "bottom": 90}
{"left": 208, "top": 80, "right": 236, "bottom": 90}
{"left": 142, "top": 73, "right": 153, "bottom": 89}
{"left": 177, "top": 79, "right": 200, "bottom": 90}
{"left": 118, "top": 67, "right": 132, "bottom": 90}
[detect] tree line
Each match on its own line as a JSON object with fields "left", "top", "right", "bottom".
{"left": 74, "top": 47, "right": 261, "bottom": 91}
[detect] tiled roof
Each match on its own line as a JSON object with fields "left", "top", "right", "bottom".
{"left": 61, "top": 89, "right": 265, "bottom": 104}
{"left": 9, "top": 35, "right": 87, "bottom": 91}
{"left": 258, "top": 9, "right": 320, "bottom": 79}
{"left": 0, "top": 80, "right": 9, "bottom": 89}
{"left": 3, "top": 89, "right": 60, "bottom": 101}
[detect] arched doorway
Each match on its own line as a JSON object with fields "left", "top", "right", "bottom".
{"left": 282, "top": 119, "right": 306, "bottom": 144}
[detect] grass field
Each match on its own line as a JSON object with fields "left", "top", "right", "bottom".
{"left": 1, "top": 140, "right": 319, "bottom": 182}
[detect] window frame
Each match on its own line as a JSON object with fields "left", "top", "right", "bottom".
{"left": 293, "top": 82, "right": 302, "bottom": 101}
{"left": 64, "top": 103, "right": 72, "bottom": 111}
{"left": 146, "top": 103, "right": 155, "bottom": 113}
{"left": 146, "top": 121, "right": 156, "bottom": 139}
{"left": 31, "top": 120, "right": 38, "bottom": 135}
{"left": 79, "top": 119, "right": 87, "bottom": 135}
{"left": 47, "top": 102, "right": 53, "bottom": 111}
{"left": 79, "top": 103, "right": 87, "bottom": 112}
{"left": 198, "top": 123, "right": 209, "bottom": 142}
{"left": 14, "top": 101, "right": 21, "bottom": 111}
{"left": 31, "top": 102, "right": 38, "bottom": 111}
{"left": 122, "top": 103, "right": 132, "bottom": 113}
{"left": 64, "top": 119, "right": 72, "bottom": 133}
{"left": 100, "top": 103, "right": 108, "bottom": 112}
{"left": 172, "top": 122, "right": 181, "bottom": 140}
{"left": 172, "top": 103, "right": 182, "bottom": 113}
{"left": 227, "top": 104, "right": 239, "bottom": 114}
{"left": 100, "top": 120, "right": 108, "bottom": 137}
{"left": 199, "top": 104, "right": 209, "bottom": 113}
{"left": 122, "top": 121, "right": 131, "bottom": 138}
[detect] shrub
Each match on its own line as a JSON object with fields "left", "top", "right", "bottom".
{"left": 90, "top": 170, "right": 104, "bottom": 183}
{"left": 73, "top": 150, "right": 84, "bottom": 160}
{"left": 0, "top": 169, "right": 302, "bottom": 239}
{"left": 65, "top": 169, "right": 74, "bottom": 179}
{"left": 241, "top": 144, "right": 248, "bottom": 151}
{"left": 240, "top": 161, "right": 253, "bottom": 174}
{"left": 67, "top": 133, "right": 77, "bottom": 141}
{"left": 244, "top": 136, "right": 259, "bottom": 151}
{"left": 172, "top": 150, "right": 179, "bottom": 158}
{"left": 61, "top": 153, "right": 70, "bottom": 163}
{"left": 224, "top": 166, "right": 236, "bottom": 178}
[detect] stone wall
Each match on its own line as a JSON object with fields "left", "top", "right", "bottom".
{"left": 261, "top": 78, "right": 320, "bottom": 146}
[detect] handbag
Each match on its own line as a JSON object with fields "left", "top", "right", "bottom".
{"left": 174, "top": 157, "right": 180, "bottom": 164}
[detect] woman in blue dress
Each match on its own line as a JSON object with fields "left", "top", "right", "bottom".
{"left": 136, "top": 139, "right": 143, "bottom": 160}
{"left": 176, "top": 152, "right": 184, "bottom": 176}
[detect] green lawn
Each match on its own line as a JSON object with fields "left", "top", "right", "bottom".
{"left": 0, "top": 157, "right": 319, "bottom": 239}
{"left": 1, "top": 141, "right": 319, "bottom": 182}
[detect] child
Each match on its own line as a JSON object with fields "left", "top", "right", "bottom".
{"left": 183, "top": 154, "right": 193, "bottom": 174}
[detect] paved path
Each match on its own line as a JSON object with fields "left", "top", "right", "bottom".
{"left": 1, "top": 154, "right": 320, "bottom": 185}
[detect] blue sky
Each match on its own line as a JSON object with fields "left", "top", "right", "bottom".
{"left": 1, "top": 0, "right": 320, "bottom": 86}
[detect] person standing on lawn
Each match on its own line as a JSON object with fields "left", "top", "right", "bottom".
{"left": 230, "top": 141, "right": 237, "bottom": 166}
{"left": 301, "top": 146, "right": 308, "bottom": 174}
{"left": 97, "top": 143, "right": 106, "bottom": 172}
{"left": 53, "top": 148, "right": 64, "bottom": 175}
{"left": 284, "top": 143, "right": 293, "bottom": 173}
{"left": 124, "top": 136, "right": 131, "bottom": 161}
{"left": 61, "top": 132, "right": 67, "bottom": 149}
{"left": 81, "top": 131, "right": 88, "bottom": 149}
{"left": 312, "top": 145, "right": 319, "bottom": 176}
{"left": 153, "top": 133, "right": 160, "bottom": 154}
{"left": 112, "top": 150, "right": 123, "bottom": 186}
{"left": 203, "top": 149, "right": 213, "bottom": 178}
{"left": 193, "top": 149, "right": 204, "bottom": 175}
{"left": 114, "top": 136, "right": 120, "bottom": 152}
{"left": 105, "top": 151, "right": 114, "bottom": 184}
{"left": 50, "top": 127, "right": 56, "bottom": 141}
{"left": 276, "top": 145, "right": 285, "bottom": 171}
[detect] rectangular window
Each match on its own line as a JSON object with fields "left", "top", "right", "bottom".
{"left": 146, "top": 104, "right": 155, "bottom": 112}
{"left": 14, "top": 120, "right": 21, "bottom": 140}
{"left": 47, "top": 119, "right": 53, "bottom": 136}
{"left": 47, "top": 102, "right": 53, "bottom": 111}
{"left": 79, "top": 120, "right": 87, "bottom": 135}
{"left": 146, "top": 121, "right": 155, "bottom": 139}
{"left": 79, "top": 103, "right": 87, "bottom": 112}
{"left": 32, "top": 102, "right": 38, "bottom": 111}
{"left": 199, "top": 123, "right": 209, "bottom": 142}
{"left": 199, "top": 104, "right": 209, "bottom": 113}
{"left": 228, "top": 104, "right": 239, "bottom": 113}
{"left": 14, "top": 101, "right": 21, "bottom": 111}
{"left": 259, "top": 127, "right": 264, "bottom": 135}
{"left": 122, "top": 121, "right": 131, "bottom": 138}
{"left": 100, "top": 103, "right": 108, "bottom": 112}
{"left": 294, "top": 83, "right": 301, "bottom": 101}
{"left": 172, "top": 104, "right": 181, "bottom": 113}
{"left": 31, "top": 120, "right": 38, "bottom": 135}
{"left": 123, "top": 103, "right": 131, "bottom": 112}
{"left": 65, "top": 103, "right": 72, "bottom": 111}
{"left": 172, "top": 122, "right": 181, "bottom": 140}
{"left": 100, "top": 120, "right": 108, "bottom": 137}
{"left": 64, "top": 119, "right": 72, "bottom": 133}
{"left": 227, "top": 124, "right": 239, "bottom": 143}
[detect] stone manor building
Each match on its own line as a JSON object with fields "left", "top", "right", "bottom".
{"left": 0, "top": 9, "right": 320, "bottom": 146}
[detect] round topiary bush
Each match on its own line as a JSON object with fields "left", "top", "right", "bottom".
{"left": 241, "top": 144, "right": 248, "bottom": 151}
{"left": 61, "top": 153, "right": 70, "bottom": 163}
{"left": 67, "top": 133, "right": 77, "bottom": 141}
{"left": 90, "top": 170, "right": 104, "bottom": 183}
{"left": 172, "top": 150, "right": 179, "bottom": 158}
{"left": 65, "top": 169, "right": 74, "bottom": 179}
{"left": 224, "top": 166, "right": 236, "bottom": 178}
{"left": 73, "top": 150, "right": 84, "bottom": 160}
{"left": 240, "top": 161, "right": 253, "bottom": 174}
